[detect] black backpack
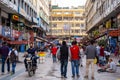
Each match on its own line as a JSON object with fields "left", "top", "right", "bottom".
{"left": 10, "top": 50, "right": 17, "bottom": 62}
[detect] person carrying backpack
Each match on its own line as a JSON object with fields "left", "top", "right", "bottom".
{"left": 6, "top": 47, "right": 18, "bottom": 74}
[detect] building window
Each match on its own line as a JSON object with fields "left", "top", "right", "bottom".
{"left": 14, "top": 0, "right": 16, "bottom": 4}
{"left": 75, "top": 23, "right": 80, "bottom": 27}
{"left": 52, "top": 24, "right": 57, "bottom": 27}
{"left": 21, "top": 0, "right": 24, "bottom": 9}
{"left": 80, "top": 23, "right": 84, "bottom": 28}
{"left": 32, "top": 9, "right": 33, "bottom": 17}
{"left": 9, "top": 0, "right": 11, "bottom": 1}
{"left": 75, "top": 30, "right": 80, "bottom": 33}
{"left": 30, "top": 8, "right": 31, "bottom": 16}
{"left": 27, "top": 5, "right": 29, "bottom": 15}
{"left": 75, "top": 12, "right": 80, "bottom": 14}
{"left": 71, "top": 30, "right": 74, "bottom": 33}
{"left": 25, "top": 3, "right": 27, "bottom": 12}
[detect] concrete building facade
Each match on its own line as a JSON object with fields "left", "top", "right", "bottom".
{"left": 0, "top": 0, "right": 49, "bottom": 51}
{"left": 50, "top": 5, "right": 86, "bottom": 39}
{"left": 85, "top": 0, "right": 120, "bottom": 52}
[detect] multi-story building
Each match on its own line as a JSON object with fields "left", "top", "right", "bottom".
{"left": 50, "top": 5, "right": 86, "bottom": 39}
{"left": 0, "top": 0, "right": 49, "bottom": 51}
{"left": 37, "top": 0, "right": 49, "bottom": 33}
{"left": 85, "top": 0, "right": 120, "bottom": 52}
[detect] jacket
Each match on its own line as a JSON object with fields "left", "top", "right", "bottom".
{"left": 70, "top": 45, "right": 80, "bottom": 60}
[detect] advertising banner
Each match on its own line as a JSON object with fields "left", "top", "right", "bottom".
{"left": 12, "top": 30, "right": 21, "bottom": 39}
{"left": 4, "top": 27, "right": 11, "bottom": 38}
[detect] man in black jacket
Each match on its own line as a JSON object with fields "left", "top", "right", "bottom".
{"left": 57, "top": 41, "right": 69, "bottom": 78}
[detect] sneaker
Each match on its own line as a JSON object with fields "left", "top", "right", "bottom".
{"left": 84, "top": 75, "right": 88, "bottom": 78}
{"left": 1, "top": 72, "right": 4, "bottom": 75}
{"left": 81, "top": 65, "right": 83, "bottom": 67}
{"left": 77, "top": 75, "right": 80, "bottom": 78}
{"left": 72, "top": 75, "right": 75, "bottom": 78}
{"left": 92, "top": 77, "right": 94, "bottom": 80}
{"left": 25, "top": 69, "right": 28, "bottom": 71}
{"left": 61, "top": 75, "right": 64, "bottom": 78}
{"left": 64, "top": 76, "right": 67, "bottom": 78}
{"left": 11, "top": 72, "right": 14, "bottom": 75}
{"left": 7, "top": 71, "right": 10, "bottom": 74}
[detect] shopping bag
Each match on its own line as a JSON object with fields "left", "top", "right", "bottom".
{"left": 94, "top": 58, "right": 97, "bottom": 64}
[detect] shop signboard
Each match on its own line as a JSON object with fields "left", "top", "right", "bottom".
{"left": 106, "top": 20, "right": 111, "bottom": 29}
{"left": 12, "top": 15, "right": 19, "bottom": 21}
{"left": 12, "top": 30, "right": 21, "bottom": 39}
{"left": 29, "top": 31, "right": 34, "bottom": 43}
{"left": 4, "top": 27, "right": 11, "bottom": 38}
{"left": 2, "top": 26, "right": 11, "bottom": 38}
{"left": 108, "top": 30, "right": 119, "bottom": 37}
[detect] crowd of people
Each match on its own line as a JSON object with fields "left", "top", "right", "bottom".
{"left": 0, "top": 40, "right": 119, "bottom": 80}
{"left": 50, "top": 40, "right": 119, "bottom": 79}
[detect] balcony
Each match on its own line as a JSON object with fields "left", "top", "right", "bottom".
{"left": 0, "top": 0, "right": 18, "bottom": 13}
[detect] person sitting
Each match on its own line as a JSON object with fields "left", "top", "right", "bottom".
{"left": 98, "top": 58, "right": 117, "bottom": 73}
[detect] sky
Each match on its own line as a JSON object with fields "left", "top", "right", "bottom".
{"left": 51, "top": 0, "right": 87, "bottom": 7}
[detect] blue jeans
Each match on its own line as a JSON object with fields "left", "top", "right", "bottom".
{"left": 1, "top": 56, "right": 10, "bottom": 73}
{"left": 71, "top": 60, "right": 79, "bottom": 76}
{"left": 52, "top": 55, "right": 56, "bottom": 63}
{"left": 12, "top": 62, "right": 16, "bottom": 73}
{"left": 60, "top": 59, "right": 68, "bottom": 77}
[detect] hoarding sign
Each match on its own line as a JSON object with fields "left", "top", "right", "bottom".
{"left": 4, "top": 27, "right": 11, "bottom": 37}
{"left": 12, "top": 30, "right": 21, "bottom": 38}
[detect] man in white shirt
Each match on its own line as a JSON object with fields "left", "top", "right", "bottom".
{"left": 99, "top": 58, "right": 117, "bottom": 73}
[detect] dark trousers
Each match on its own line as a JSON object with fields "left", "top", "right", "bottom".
{"left": 24, "top": 56, "right": 38, "bottom": 69}
{"left": 1, "top": 56, "right": 10, "bottom": 73}
{"left": 96, "top": 56, "right": 99, "bottom": 64}
{"left": 60, "top": 59, "right": 68, "bottom": 77}
{"left": 105, "top": 55, "right": 110, "bottom": 63}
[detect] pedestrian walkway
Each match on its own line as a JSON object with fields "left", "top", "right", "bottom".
{"left": 13, "top": 55, "right": 120, "bottom": 80}
{"left": 0, "top": 53, "right": 120, "bottom": 80}
{"left": 0, "top": 52, "right": 25, "bottom": 80}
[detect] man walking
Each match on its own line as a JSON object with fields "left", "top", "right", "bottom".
{"left": 0, "top": 42, "right": 10, "bottom": 75}
{"left": 51, "top": 44, "right": 58, "bottom": 63}
{"left": 84, "top": 40, "right": 97, "bottom": 80}
{"left": 70, "top": 41, "right": 80, "bottom": 78}
{"left": 57, "top": 41, "right": 69, "bottom": 78}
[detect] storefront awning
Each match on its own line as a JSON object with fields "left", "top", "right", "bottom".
{"left": 0, "top": 35, "right": 11, "bottom": 41}
{"left": 8, "top": 40, "right": 28, "bottom": 45}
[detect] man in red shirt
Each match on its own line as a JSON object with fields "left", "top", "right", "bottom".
{"left": 70, "top": 41, "right": 80, "bottom": 78}
{"left": 51, "top": 44, "right": 58, "bottom": 63}
{"left": 99, "top": 44, "right": 105, "bottom": 66}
